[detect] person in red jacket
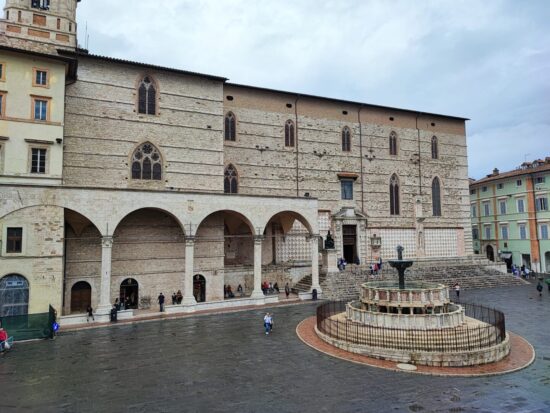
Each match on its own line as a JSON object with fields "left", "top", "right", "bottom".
{"left": 0, "top": 325, "right": 9, "bottom": 351}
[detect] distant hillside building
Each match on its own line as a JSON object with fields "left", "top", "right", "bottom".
{"left": 0, "top": 0, "right": 473, "bottom": 318}
{"left": 470, "top": 159, "right": 550, "bottom": 272}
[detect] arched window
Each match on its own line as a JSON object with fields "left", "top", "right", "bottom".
{"left": 225, "top": 112, "right": 236, "bottom": 141}
{"left": 131, "top": 142, "right": 162, "bottom": 180}
{"left": 137, "top": 76, "right": 157, "bottom": 115}
{"left": 432, "top": 177, "right": 442, "bottom": 216}
{"left": 431, "top": 136, "right": 438, "bottom": 159}
{"left": 389, "top": 131, "right": 398, "bottom": 155}
{"left": 224, "top": 164, "right": 238, "bottom": 193}
{"left": 342, "top": 126, "right": 351, "bottom": 152}
{"left": 0, "top": 274, "right": 29, "bottom": 316}
{"left": 390, "top": 174, "right": 400, "bottom": 215}
{"left": 285, "top": 120, "right": 295, "bottom": 147}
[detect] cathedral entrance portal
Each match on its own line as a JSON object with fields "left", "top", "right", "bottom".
{"left": 343, "top": 225, "right": 357, "bottom": 264}
{"left": 193, "top": 274, "right": 206, "bottom": 303}
{"left": 120, "top": 278, "right": 139, "bottom": 309}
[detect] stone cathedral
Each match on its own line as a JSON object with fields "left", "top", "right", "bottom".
{"left": 0, "top": 0, "right": 472, "bottom": 320}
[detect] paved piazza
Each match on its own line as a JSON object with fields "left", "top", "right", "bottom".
{"left": 1, "top": 285, "right": 549, "bottom": 413}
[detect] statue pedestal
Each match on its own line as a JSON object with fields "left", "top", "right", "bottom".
{"left": 323, "top": 249, "right": 339, "bottom": 273}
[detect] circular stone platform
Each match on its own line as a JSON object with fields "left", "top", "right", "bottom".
{"left": 296, "top": 316, "right": 535, "bottom": 377}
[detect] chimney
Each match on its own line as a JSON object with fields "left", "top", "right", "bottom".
{"left": 493, "top": 168, "right": 499, "bottom": 176}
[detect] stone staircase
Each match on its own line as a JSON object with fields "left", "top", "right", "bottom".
{"left": 292, "top": 256, "right": 530, "bottom": 300}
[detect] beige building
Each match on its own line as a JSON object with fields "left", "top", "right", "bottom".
{"left": 0, "top": 0, "right": 472, "bottom": 320}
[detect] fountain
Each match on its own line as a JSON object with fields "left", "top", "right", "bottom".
{"left": 314, "top": 246, "right": 511, "bottom": 367}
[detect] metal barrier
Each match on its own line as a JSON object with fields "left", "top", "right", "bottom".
{"left": 0, "top": 305, "right": 56, "bottom": 341}
{"left": 316, "top": 301, "right": 506, "bottom": 352}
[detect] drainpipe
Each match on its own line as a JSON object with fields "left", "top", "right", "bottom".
{"left": 295, "top": 95, "right": 300, "bottom": 197}
{"left": 358, "top": 105, "right": 364, "bottom": 214}
{"left": 415, "top": 113, "right": 423, "bottom": 195}
{"left": 529, "top": 172, "right": 543, "bottom": 273}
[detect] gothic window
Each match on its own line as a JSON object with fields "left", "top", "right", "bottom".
{"left": 432, "top": 177, "right": 442, "bottom": 216}
{"left": 342, "top": 126, "right": 351, "bottom": 152}
{"left": 225, "top": 112, "right": 236, "bottom": 141}
{"left": 31, "top": 0, "right": 50, "bottom": 10}
{"left": 389, "top": 131, "right": 398, "bottom": 155}
{"left": 131, "top": 142, "right": 162, "bottom": 180}
{"left": 224, "top": 164, "right": 238, "bottom": 193}
{"left": 390, "top": 174, "right": 400, "bottom": 215}
{"left": 431, "top": 136, "right": 438, "bottom": 159}
{"left": 137, "top": 76, "right": 157, "bottom": 115}
{"left": 285, "top": 120, "right": 295, "bottom": 147}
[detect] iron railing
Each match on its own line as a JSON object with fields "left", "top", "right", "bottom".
{"left": 316, "top": 300, "right": 506, "bottom": 352}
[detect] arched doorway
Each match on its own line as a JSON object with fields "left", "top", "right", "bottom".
{"left": 120, "top": 278, "right": 139, "bottom": 309}
{"left": 70, "top": 281, "right": 92, "bottom": 313}
{"left": 193, "top": 274, "right": 206, "bottom": 303}
{"left": 0, "top": 274, "right": 29, "bottom": 316}
{"left": 486, "top": 245, "right": 495, "bottom": 262}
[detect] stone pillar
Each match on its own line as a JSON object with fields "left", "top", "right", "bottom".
{"left": 98, "top": 236, "right": 113, "bottom": 312}
{"left": 182, "top": 236, "right": 197, "bottom": 305}
{"left": 250, "top": 236, "right": 265, "bottom": 299}
{"left": 310, "top": 234, "right": 321, "bottom": 292}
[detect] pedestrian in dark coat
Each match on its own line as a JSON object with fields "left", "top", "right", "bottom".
{"left": 158, "top": 293, "right": 165, "bottom": 312}
{"left": 285, "top": 283, "right": 290, "bottom": 299}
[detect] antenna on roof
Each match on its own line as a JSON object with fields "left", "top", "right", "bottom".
{"left": 85, "top": 21, "right": 89, "bottom": 50}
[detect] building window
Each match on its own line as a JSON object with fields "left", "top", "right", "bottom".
{"left": 0, "top": 63, "right": 5, "bottom": 81}
{"left": 517, "top": 198, "right": 525, "bottom": 213}
{"left": 499, "top": 200, "right": 507, "bottom": 215}
{"left": 390, "top": 174, "right": 400, "bottom": 215}
{"left": 30, "top": 148, "right": 46, "bottom": 173}
{"left": 284, "top": 119, "right": 295, "bottom": 147}
{"left": 484, "top": 226, "right": 491, "bottom": 240}
{"left": 0, "top": 92, "right": 5, "bottom": 117}
{"left": 6, "top": 227, "right": 23, "bottom": 253}
{"left": 519, "top": 224, "right": 527, "bottom": 240}
{"left": 31, "top": 0, "right": 50, "bottom": 10}
{"left": 131, "top": 142, "right": 162, "bottom": 180}
{"left": 33, "top": 68, "right": 48, "bottom": 87}
{"left": 536, "top": 176, "right": 546, "bottom": 184}
{"left": 224, "top": 112, "right": 236, "bottom": 141}
{"left": 540, "top": 224, "right": 549, "bottom": 240}
{"left": 389, "top": 131, "right": 397, "bottom": 155}
{"left": 341, "top": 180, "right": 353, "bottom": 200}
{"left": 32, "top": 97, "right": 49, "bottom": 121}
{"left": 137, "top": 76, "right": 157, "bottom": 115}
{"left": 471, "top": 204, "right": 477, "bottom": 218}
{"left": 224, "top": 164, "right": 238, "bottom": 193}
{"left": 432, "top": 177, "right": 441, "bottom": 216}
{"left": 470, "top": 189, "right": 476, "bottom": 195}
{"left": 500, "top": 225, "right": 509, "bottom": 240}
{"left": 57, "top": 18, "right": 60, "bottom": 30}
{"left": 431, "top": 136, "right": 438, "bottom": 159}
{"left": 536, "top": 197, "right": 548, "bottom": 211}
{"left": 516, "top": 179, "right": 522, "bottom": 186}
{"left": 472, "top": 227, "right": 479, "bottom": 240}
{"left": 341, "top": 126, "right": 351, "bottom": 152}
{"left": 497, "top": 183, "right": 503, "bottom": 189}
{"left": 482, "top": 186, "right": 487, "bottom": 192}
{"left": 483, "top": 202, "right": 490, "bottom": 216}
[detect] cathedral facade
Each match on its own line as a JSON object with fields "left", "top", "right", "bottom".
{"left": 0, "top": 0, "right": 471, "bottom": 318}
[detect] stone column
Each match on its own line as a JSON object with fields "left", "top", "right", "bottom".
{"left": 98, "top": 236, "right": 113, "bottom": 312}
{"left": 250, "top": 236, "right": 265, "bottom": 299}
{"left": 310, "top": 234, "right": 321, "bottom": 292}
{"left": 182, "top": 236, "right": 197, "bottom": 305}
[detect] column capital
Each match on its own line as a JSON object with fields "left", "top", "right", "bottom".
{"left": 184, "top": 236, "right": 196, "bottom": 246}
{"left": 253, "top": 235, "right": 265, "bottom": 243}
{"left": 101, "top": 236, "right": 113, "bottom": 248}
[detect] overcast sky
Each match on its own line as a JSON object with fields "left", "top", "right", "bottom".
{"left": 76, "top": 0, "right": 550, "bottom": 180}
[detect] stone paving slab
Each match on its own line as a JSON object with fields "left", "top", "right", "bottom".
{"left": 0, "top": 285, "right": 549, "bottom": 412}
{"left": 296, "top": 316, "right": 535, "bottom": 376}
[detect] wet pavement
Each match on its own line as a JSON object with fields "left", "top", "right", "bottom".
{"left": 0, "top": 285, "right": 549, "bottom": 413}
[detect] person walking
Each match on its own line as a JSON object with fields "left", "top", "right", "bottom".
{"left": 536, "top": 282, "right": 543, "bottom": 297}
{"left": 454, "top": 283, "right": 460, "bottom": 299}
{"left": 86, "top": 305, "right": 95, "bottom": 322}
{"left": 285, "top": 283, "right": 290, "bottom": 299}
{"left": 158, "top": 292, "right": 165, "bottom": 312}
{"left": 0, "top": 325, "right": 11, "bottom": 351}
{"left": 263, "top": 313, "right": 271, "bottom": 335}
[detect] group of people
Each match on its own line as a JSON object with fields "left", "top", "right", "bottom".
{"left": 171, "top": 290, "right": 184, "bottom": 305}
{"left": 224, "top": 284, "right": 244, "bottom": 299}
{"left": 511, "top": 264, "right": 532, "bottom": 279}
{"left": 261, "top": 281, "right": 280, "bottom": 295}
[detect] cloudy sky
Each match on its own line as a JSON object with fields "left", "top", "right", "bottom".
{"left": 76, "top": 0, "right": 550, "bottom": 180}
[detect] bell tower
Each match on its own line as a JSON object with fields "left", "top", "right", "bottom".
{"left": 1, "top": 0, "right": 81, "bottom": 53}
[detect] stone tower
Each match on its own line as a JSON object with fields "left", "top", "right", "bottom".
{"left": 0, "top": 0, "right": 80, "bottom": 54}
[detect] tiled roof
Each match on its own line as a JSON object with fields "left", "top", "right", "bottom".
{"left": 471, "top": 162, "right": 550, "bottom": 186}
